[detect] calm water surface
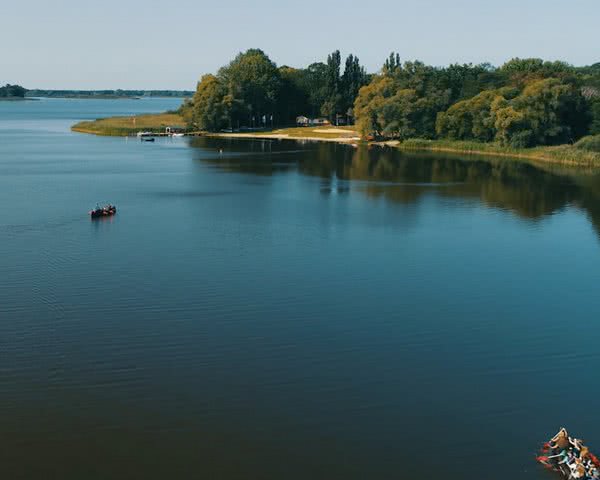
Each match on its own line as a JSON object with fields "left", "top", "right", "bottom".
{"left": 2, "top": 98, "right": 600, "bottom": 479}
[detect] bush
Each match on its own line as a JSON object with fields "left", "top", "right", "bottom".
{"left": 575, "top": 134, "right": 600, "bottom": 152}
{"left": 508, "top": 130, "right": 534, "bottom": 148}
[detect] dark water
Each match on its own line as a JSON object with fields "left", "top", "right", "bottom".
{"left": 2, "top": 99, "right": 600, "bottom": 480}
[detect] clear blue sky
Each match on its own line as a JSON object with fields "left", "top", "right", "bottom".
{"left": 3, "top": 0, "right": 599, "bottom": 90}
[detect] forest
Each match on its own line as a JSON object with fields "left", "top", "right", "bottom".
{"left": 183, "top": 50, "right": 600, "bottom": 150}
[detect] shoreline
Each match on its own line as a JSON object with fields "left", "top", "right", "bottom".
{"left": 206, "top": 131, "right": 360, "bottom": 144}
{"left": 71, "top": 112, "right": 186, "bottom": 136}
{"left": 70, "top": 114, "right": 600, "bottom": 167}
{"left": 389, "top": 140, "right": 600, "bottom": 168}
{"left": 211, "top": 133, "right": 600, "bottom": 167}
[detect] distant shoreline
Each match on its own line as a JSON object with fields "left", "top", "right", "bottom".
{"left": 25, "top": 90, "right": 193, "bottom": 100}
{"left": 29, "top": 95, "right": 191, "bottom": 100}
{"left": 43, "top": 95, "right": 141, "bottom": 100}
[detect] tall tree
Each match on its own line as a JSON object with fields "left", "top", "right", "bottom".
{"left": 341, "top": 54, "right": 368, "bottom": 120}
{"left": 321, "top": 50, "right": 343, "bottom": 120}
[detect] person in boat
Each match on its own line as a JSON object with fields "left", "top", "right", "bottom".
{"left": 581, "top": 446, "right": 590, "bottom": 460}
{"left": 550, "top": 429, "right": 571, "bottom": 451}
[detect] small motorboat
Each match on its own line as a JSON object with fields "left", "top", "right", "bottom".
{"left": 89, "top": 203, "right": 117, "bottom": 218}
{"left": 141, "top": 137, "right": 155, "bottom": 142}
{"left": 537, "top": 428, "right": 600, "bottom": 479}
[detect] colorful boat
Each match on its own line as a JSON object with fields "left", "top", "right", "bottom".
{"left": 537, "top": 428, "right": 600, "bottom": 479}
{"left": 89, "top": 204, "right": 117, "bottom": 218}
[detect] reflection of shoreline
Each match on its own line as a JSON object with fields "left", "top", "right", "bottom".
{"left": 192, "top": 137, "right": 600, "bottom": 237}
{"left": 210, "top": 131, "right": 600, "bottom": 168}
{"left": 0, "top": 97, "right": 38, "bottom": 102}
{"left": 390, "top": 142, "right": 600, "bottom": 169}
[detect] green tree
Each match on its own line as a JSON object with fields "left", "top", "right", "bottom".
{"left": 298, "top": 62, "right": 329, "bottom": 117}
{"left": 499, "top": 58, "right": 576, "bottom": 86}
{"left": 354, "top": 76, "right": 396, "bottom": 137}
{"left": 320, "top": 50, "right": 345, "bottom": 120}
{"left": 276, "top": 66, "right": 311, "bottom": 125}
{"left": 379, "top": 89, "right": 418, "bottom": 138}
{"left": 341, "top": 54, "right": 368, "bottom": 118}
{"left": 188, "top": 74, "right": 228, "bottom": 131}
{"left": 436, "top": 87, "right": 518, "bottom": 141}
{"left": 489, "top": 78, "right": 586, "bottom": 147}
{"left": 219, "top": 49, "right": 281, "bottom": 127}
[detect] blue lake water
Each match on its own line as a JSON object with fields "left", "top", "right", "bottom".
{"left": 1, "top": 98, "right": 600, "bottom": 479}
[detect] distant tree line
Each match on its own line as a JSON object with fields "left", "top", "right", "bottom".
{"left": 25, "top": 89, "right": 193, "bottom": 98}
{"left": 182, "top": 49, "right": 369, "bottom": 131}
{"left": 184, "top": 50, "right": 600, "bottom": 148}
{"left": 0, "top": 84, "right": 27, "bottom": 97}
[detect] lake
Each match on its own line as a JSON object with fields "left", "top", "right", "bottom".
{"left": 1, "top": 98, "right": 600, "bottom": 479}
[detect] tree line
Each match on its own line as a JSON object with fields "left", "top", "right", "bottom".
{"left": 182, "top": 49, "right": 369, "bottom": 131}
{"left": 25, "top": 89, "right": 193, "bottom": 98}
{"left": 184, "top": 50, "right": 600, "bottom": 148}
{"left": 356, "top": 56, "right": 600, "bottom": 147}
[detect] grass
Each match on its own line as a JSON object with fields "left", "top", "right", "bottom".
{"left": 71, "top": 113, "right": 186, "bottom": 136}
{"left": 394, "top": 138, "right": 600, "bottom": 167}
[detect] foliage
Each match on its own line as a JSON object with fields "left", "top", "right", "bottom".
{"left": 499, "top": 58, "right": 577, "bottom": 86}
{"left": 355, "top": 54, "right": 600, "bottom": 147}
{"left": 185, "top": 74, "right": 228, "bottom": 131}
{"left": 187, "top": 49, "right": 368, "bottom": 131}
{"left": 436, "top": 87, "right": 518, "bottom": 142}
{"left": 575, "top": 134, "right": 600, "bottom": 153}
{"left": 219, "top": 48, "right": 281, "bottom": 127}
{"left": 0, "top": 84, "right": 27, "bottom": 97}
{"left": 355, "top": 56, "right": 453, "bottom": 139}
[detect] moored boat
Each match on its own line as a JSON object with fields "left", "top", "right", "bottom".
{"left": 537, "top": 428, "right": 600, "bottom": 479}
{"left": 89, "top": 203, "right": 117, "bottom": 218}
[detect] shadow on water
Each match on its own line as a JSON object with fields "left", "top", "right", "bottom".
{"left": 190, "top": 137, "right": 600, "bottom": 238}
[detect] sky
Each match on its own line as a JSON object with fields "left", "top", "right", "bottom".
{"left": 3, "top": 0, "right": 599, "bottom": 90}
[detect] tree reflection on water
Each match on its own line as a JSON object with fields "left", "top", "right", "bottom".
{"left": 191, "top": 137, "right": 600, "bottom": 237}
